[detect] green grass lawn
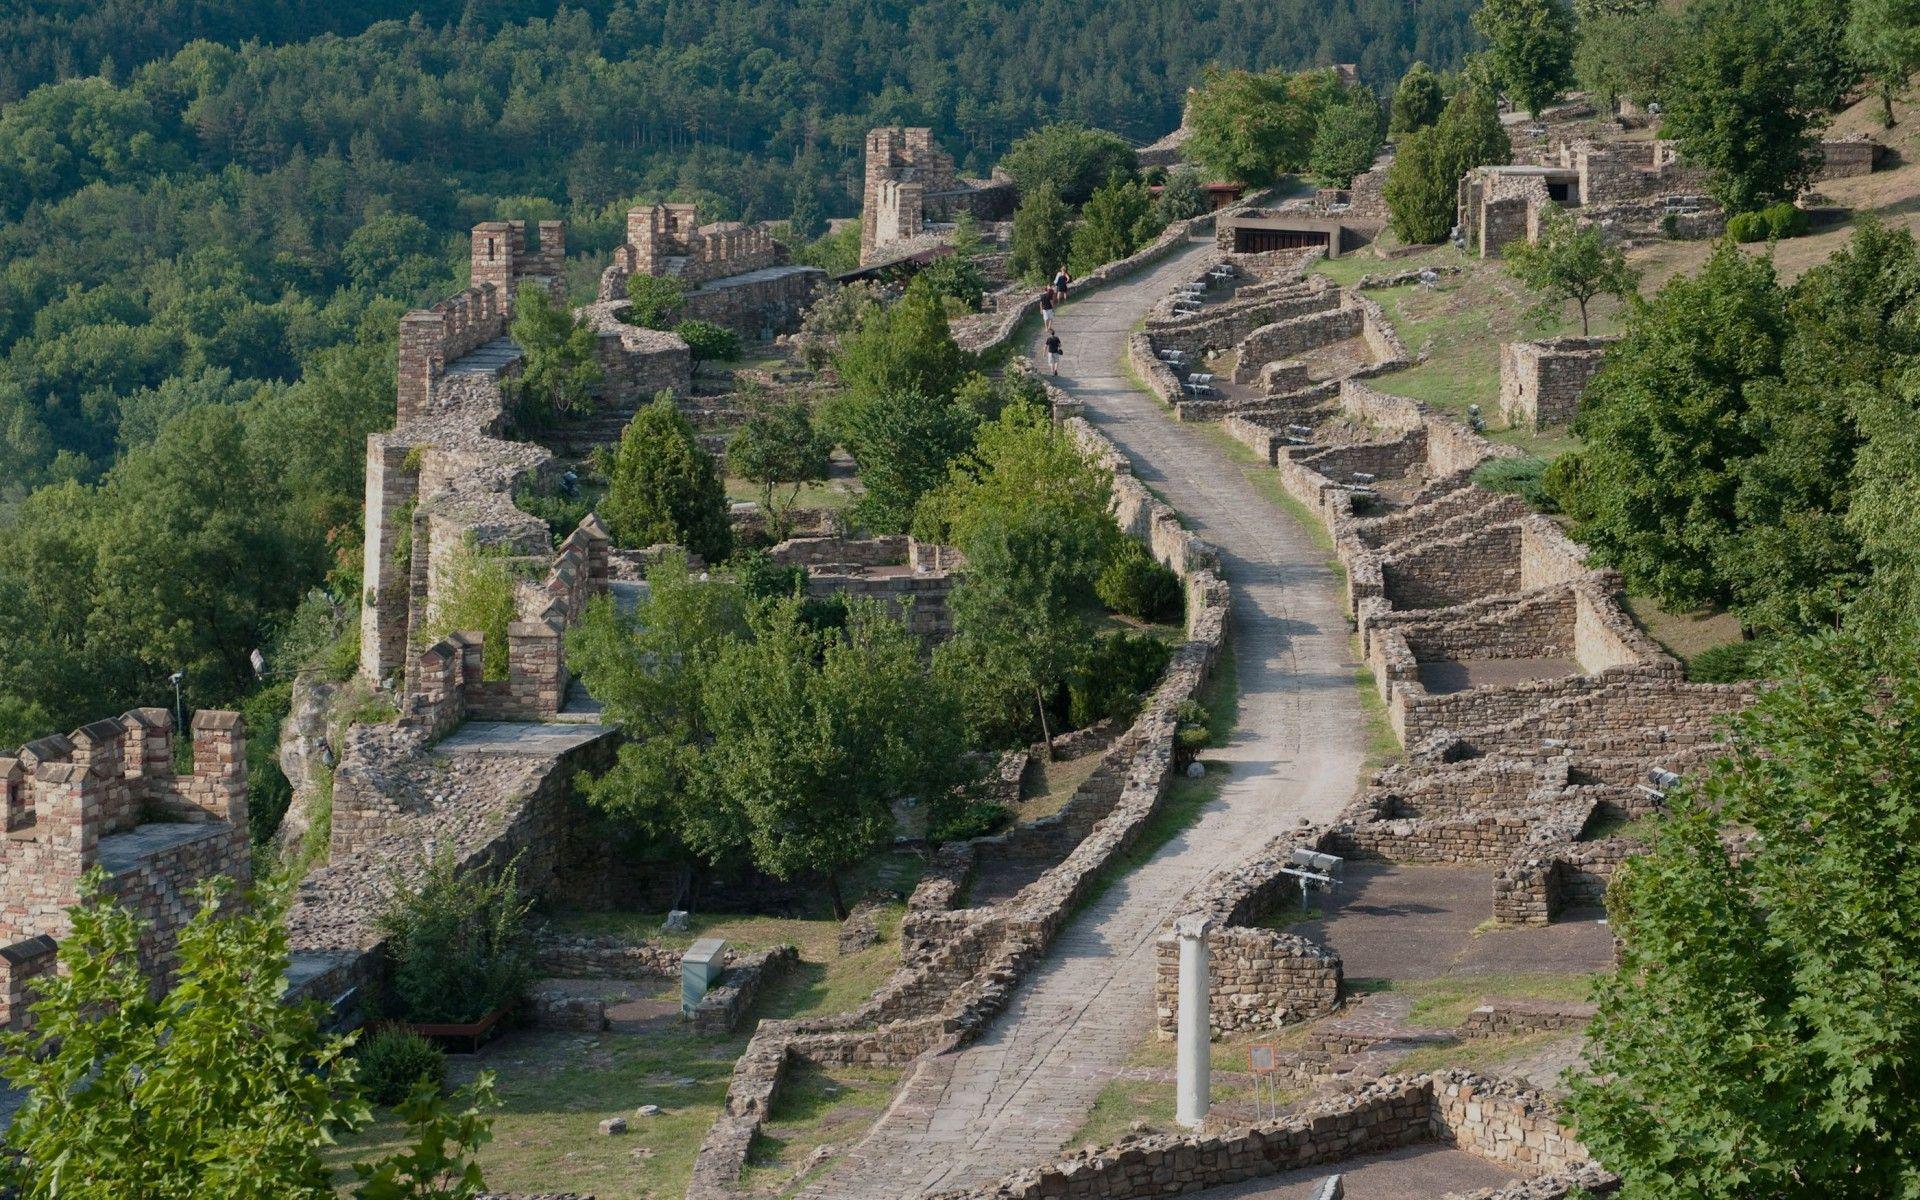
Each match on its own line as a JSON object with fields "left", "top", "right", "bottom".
{"left": 1014, "top": 751, "right": 1106, "bottom": 824}
{"left": 329, "top": 906, "right": 911, "bottom": 1199}
{"left": 1366, "top": 970, "right": 1605, "bottom": 1030}
{"left": 738, "top": 1062, "right": 905, "bottom": 1195}
{"left": 1354, "top": 262, "right": 1625, "bottom": 462}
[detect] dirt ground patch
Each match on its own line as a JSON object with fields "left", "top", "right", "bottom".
{"left": 1292, "top": 863, "right": 1614, "bottom": 982}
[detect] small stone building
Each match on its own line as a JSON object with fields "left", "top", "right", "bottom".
{"left": 0, "top": 708, "right": 250, "bottom": 1029}
{"left": 1499, "top": 336, "right": 1619, "bottom": 430}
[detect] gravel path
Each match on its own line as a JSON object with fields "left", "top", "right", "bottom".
{"left": 802, "top": 237, "right": 1368, "bottom": 1199}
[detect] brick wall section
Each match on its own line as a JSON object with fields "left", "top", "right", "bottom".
{"left": 1498, "top": 337, "right": 1617, "bottom": 431}
{"left": 0, "top": 708, "right": 251, "bottom": 1027}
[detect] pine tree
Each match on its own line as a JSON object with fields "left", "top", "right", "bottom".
{"left": 602, "top": 392, "right": 733, "bottom": 562}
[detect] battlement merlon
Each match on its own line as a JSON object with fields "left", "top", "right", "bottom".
{"left": 1, "top": 708, "right": 248, "bottom": 868}
{"left": 470, "top": 219, "right": 566, "bottom": 311}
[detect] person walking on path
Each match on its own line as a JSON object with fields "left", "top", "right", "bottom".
{"left": 1039, "top": 287, "right": 1056, "bottom": 330}
{"left": 1045, "top": 330, "right": 1064, "bottom": 376}
{"left": 1052, "top": 266, "right": 1072, "bottom": 300}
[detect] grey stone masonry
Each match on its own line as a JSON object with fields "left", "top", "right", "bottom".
{"left": 1499, "top": 337, "right": 1618, "bottom": 432}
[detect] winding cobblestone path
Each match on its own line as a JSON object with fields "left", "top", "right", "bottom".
{"left": 801, "top": 237, "right": 1368, "bottom": 1198}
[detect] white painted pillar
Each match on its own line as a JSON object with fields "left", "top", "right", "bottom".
{"left": 1174, "top": 913, "right": 1215, "bottom": 1128}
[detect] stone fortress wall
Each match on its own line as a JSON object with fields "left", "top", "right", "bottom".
{"left": 0, "top": 707, "right": 250, "bottom": 1030}
{"left": 596, "top": 203, "right": 826, "bottom": 338}
{"left": 284, "top": 215, "right": 707, "bottom": 1017}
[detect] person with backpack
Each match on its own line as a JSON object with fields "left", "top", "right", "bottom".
{"left": 1045, "top": 330, "right": 1064, "bottom": 376}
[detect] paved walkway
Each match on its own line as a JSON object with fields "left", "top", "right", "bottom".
{"left": 802, "top": 237, "right": 1368, "bottom": 1198}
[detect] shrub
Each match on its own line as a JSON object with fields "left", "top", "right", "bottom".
{"left": 1688, "top": 638, "right": 1778, "bottom": 682}
{"left": 1761, "top": 201, "right": 1807, "bottom": 239}
{"left": 1096, "top": 539, "right": 1184, "bottom": 621}
{"left": 625, "top": 273, "right": 686, "bottom": 329}
{"left": 1541, "top": 451, "right": 1594, "bottom": 523}
{"left": 514, "top": 485, "right": 597, "bottom": 542}
{"left": 1172, "top": 698, "right": 1212, "bottom": 768}
{"left": 1471, "top": 454, "right": 1558, "bottom": 512}
{"left": 358, "top": 1029, "right": 446, "bottom": 1106}
{"left": 1727, "top": 211, "right": 1769, "bottom": 243}
{"left": 416, "top": 540, "right": 521, "bottom": 678}
{"left": 1067, "top": 630, "right": 1171, "bottom": 729}
{"left": 675, "top": 319, "right": 741, "bottom": 363}
{"left": 932, "top": 798, "right": 1010, "bottom": 842}
{"left": 376, "top": 849, "right": 534, "bottom": 1025}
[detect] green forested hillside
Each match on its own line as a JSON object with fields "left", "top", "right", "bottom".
{"left": 0, "top": 0, "right": 1480, "bottom": 753}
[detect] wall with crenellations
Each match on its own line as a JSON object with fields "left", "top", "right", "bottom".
{"left": 0, "top": 707, "right": 251, "bottom": 1028}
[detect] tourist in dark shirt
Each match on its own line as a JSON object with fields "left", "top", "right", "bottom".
{"left": 1045, "top": 331, "right": 1063, "bottom": 375}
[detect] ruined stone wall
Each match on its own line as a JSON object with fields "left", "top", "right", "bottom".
{"left": 287, "top": 718, "right": 617, "bottom": 1014}
{"left": 1817, "top": 137, "right": 1880, "bottom": 179}
{"left": 1381, "top": 523, "right": 1523, "bottom": 609}
{"left": 924, "top": 1073, "right": 1605, "bottom": 1200}
{"left": 1499, "top": 337, "right": 1617, "bottom": 431}
{"left": 806, "top": 570, "right": 956, "bottom": 639}
{"left": 1229, "top": 306, "right": 1363, "bottom": 381}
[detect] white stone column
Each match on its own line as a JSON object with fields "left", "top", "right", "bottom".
{"left": 1174, "top": 913, "right": 1215, "bottom": 1128}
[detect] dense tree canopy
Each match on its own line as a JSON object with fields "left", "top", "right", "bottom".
{"left": 1571, "top": 632, "right": 1920, "bottom": 1197}
{"left": 1473, "top": 0, "right": 1577, "bottom": 117}
{"left": 1183, "top": 67, "right": 1358, "bottom": 186}
{"left": 0, "top": 0, "right": 1484, "bottom": 756}
{"left": 1558, "top": 224, "right": 1920, "bottom": 641}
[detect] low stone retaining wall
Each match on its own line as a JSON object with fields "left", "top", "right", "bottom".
{"left": 923, "top": 1071, "right": 1607, "bottom": 1200}
{"left": 1154, "top": 925, "right": 1341, "bottom": 1034}
{"left": 1460, "top": 997, "right": 1597, "bottom": 1040}
{"left": 534, "top": 932, "right": 686, "bottom": 979}
{"left": 691, "top": 945, "right": 799, "bottom": 1035}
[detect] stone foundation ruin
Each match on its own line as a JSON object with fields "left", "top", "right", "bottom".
{"left": 1498, "top": 336, "right": 1618, "bottom": 431}
{"left": 1459, "top": 135, "right": 1723, "bottom": 257}
{"left": 926, "top": 1070, "right": 1613, "bottom": 1200}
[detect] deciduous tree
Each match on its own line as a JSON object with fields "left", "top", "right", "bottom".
{"left": 1501, "top": 203, "right": 1639, "bottom": 333}
{"left": 726, "top": 391, "right": 832, "bottom": 542}
{"left": 1657, "top": 0, "right": 1825, "bottom": 213}
{"left": 1571, "top": 633, "right": 1920, "bottom": 1198}
{"left": 1473, "top": 0, "right": 1577, "bottom": 117}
